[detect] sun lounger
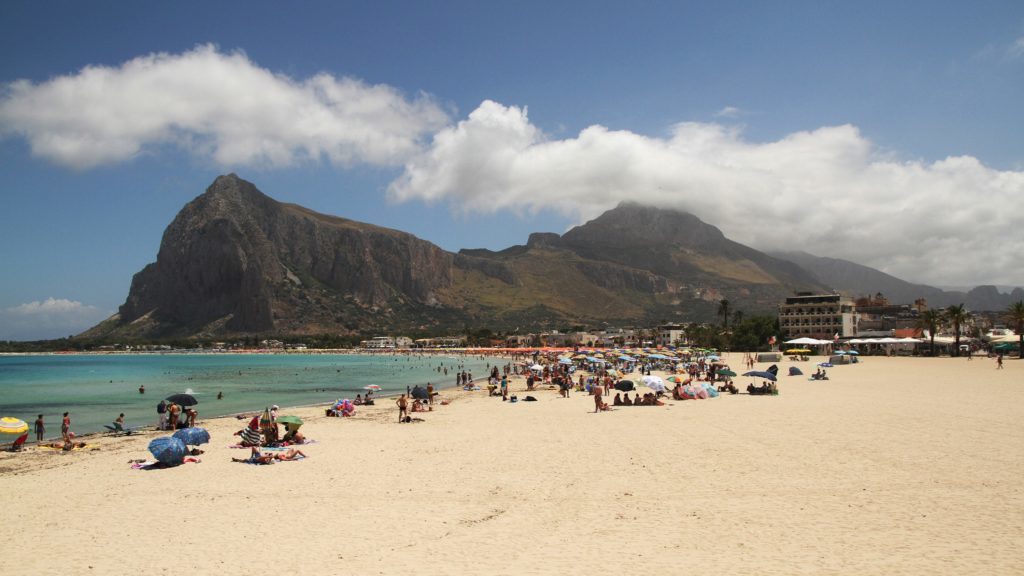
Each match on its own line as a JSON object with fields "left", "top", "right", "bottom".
{"left": 104, "top": 422, "right": 141, "bottom": 436}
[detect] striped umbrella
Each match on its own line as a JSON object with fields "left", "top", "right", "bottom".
{"left": 0, "top": 417, "right": 29, "bottom": 436}
{"left": 240, "top": 427, "right": 262, "bottom": 446}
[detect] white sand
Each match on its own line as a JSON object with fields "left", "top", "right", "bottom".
{"left": 2, "top": 354, "right": 1022, "bottom": 575}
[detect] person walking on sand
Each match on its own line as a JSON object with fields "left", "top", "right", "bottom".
{"left": 997, "top": 354, "right": 1004, "bottom": 369}
{"left": 34, "top": 414, "right": 45, "bottom": 443}
{"left": 396, "top": 394, "right": 408, "bottom": 423}
{"left": 593, "top": 385, "right": 604, "bottom": 413}
{"left": 500, "top": 375, "right": 508, "bottom": 401}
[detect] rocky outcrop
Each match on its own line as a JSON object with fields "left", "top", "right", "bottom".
{"left": 118, "top": 174, "right": 452, "bottom": 335}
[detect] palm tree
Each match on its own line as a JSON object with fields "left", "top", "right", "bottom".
{"left": 1004, "top": 300, "right": 1024, "bottom": 358}
{"left": 918, "top": 308, "right": 945, "bottom": 357}
{"left": 718, "top": 299, "right": 730, "bottom": 329}
{"left": 732, "top": 309, "right": 745, "bottom": 326}
{"left": 945, "top": 303, "right": 969, "bottom": 357}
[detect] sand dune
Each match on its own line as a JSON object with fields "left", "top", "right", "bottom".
{"left": 2, "top": 354, "right": 1022, "bottom": 575}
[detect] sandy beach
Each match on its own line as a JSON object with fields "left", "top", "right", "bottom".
{"left": 2, "top": 354, "right": 1022, "bottom": 575}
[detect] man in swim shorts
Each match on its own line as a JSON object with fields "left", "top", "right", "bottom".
{"left": 396, "top": 394, "right": 408, "bottom": 423}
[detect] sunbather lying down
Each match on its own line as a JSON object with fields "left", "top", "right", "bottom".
{"left": 232, "top": 447, "right": 307, "bottom": 464}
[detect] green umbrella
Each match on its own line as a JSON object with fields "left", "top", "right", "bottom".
{"left": 716, "top": 369, "right": 737, "bottom": 377}
{"left": 275, "top": 415, "right": 303, "bottom": 426}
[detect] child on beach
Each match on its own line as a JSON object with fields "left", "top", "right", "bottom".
{"left": 34, "top": 414, "right": 44, "bottom": 443}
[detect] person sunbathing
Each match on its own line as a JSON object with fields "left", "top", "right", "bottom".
{"left": 49, "top": 440, "right": 86, "bottom": 450}
{"left": 411, "top": 399, "right": 427, "bottom": 412}
{"left": 274, "top": 448, "right": 307, "bottom": 461}
{"left": 233, "top": 447, "right": 276, "bottom": 464}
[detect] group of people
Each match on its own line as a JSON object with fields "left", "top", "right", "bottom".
{"left": 156, "top": 400, "right": 197, "bottom": 430}
{"left": 612, "top": 392, "right": 664, "bottom": 406}
{"left": 747, "top": 381, "right": 779, "bottom": 395}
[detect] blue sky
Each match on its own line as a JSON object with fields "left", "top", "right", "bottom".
{"left": 1, "top": 1, "right": 1022, "bottom": 340}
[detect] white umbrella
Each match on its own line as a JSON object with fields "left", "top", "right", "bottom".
{"left": 529, "top": 364, "right": 544, "bottom": 371}
{"left": 641, "top": 375, "right": 666, "bottom": 392}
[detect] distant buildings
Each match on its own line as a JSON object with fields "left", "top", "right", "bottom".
{"left": 778, "top": 293, "right": 858, "bottom": 340}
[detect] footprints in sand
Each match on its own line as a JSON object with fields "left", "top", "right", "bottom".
{"left": 461, "top": 508, "right": 506, "bottom": 526}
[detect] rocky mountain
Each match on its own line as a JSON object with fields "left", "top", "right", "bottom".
{"left": 84, "top": 175, "right": 829, "bottom": 339}
{"left": 771, "top": 251, "right": 1024, "bottom": 311}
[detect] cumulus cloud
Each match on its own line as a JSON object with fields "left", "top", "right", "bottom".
{"left": 0, "top": 298, "right": 110, "bottom": 341}
{"left": 389, "top": 100, "right": 1024, "bottom": 287}
{"left": 0, "top": 44, "right": 449, "bottom": 169}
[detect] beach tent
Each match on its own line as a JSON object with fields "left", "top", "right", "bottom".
{"left": 784, "top": 337, "right": 831, "bottom": 345}
{"left": 789, "top": 367, "right": 804, "bottom": 376}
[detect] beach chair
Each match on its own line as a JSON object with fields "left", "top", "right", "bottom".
{"left": 104, "top": 422, "right": 140, "bottom": 436}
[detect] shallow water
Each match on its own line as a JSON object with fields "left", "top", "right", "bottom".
{"left": 0, "top": 353, "right": 499, "bottom": 438}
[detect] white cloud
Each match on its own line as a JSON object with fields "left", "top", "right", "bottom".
{"left": 0, "top": 44, "right": 449, "bottom": 169}
{"left": 0, "top": 298, "right": 110, "bottom": 341}
{"left": 714, "top": 106, "right": 742, "bottom": 118}
{"left": 389, "top": 100, "right": 1024, "bottom": 287}
{"left": 1009, "top": 37, "right": 1024, "bottom": 59}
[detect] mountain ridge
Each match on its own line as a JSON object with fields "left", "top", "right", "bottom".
{"left": 82, "top": 175, "right": 1015, "bottom": 340}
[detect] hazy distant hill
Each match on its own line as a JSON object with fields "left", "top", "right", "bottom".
{"left": 770, "top": 250, "right": 1024, "bottom": 311}
{"left": 83, "top": 175, "right": 828, "bottom": 339}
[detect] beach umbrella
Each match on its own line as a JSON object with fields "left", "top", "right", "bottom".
{"left": 148, "top": 436, "right": 187, "bottom": 465}
{"left": 666, "top": 375, "right": 685, "bottom": 383}
{"left": 641, "top": 375, "right": 666, "bottom": 392}
{"left": 275, "top": 415, "right": 303, "bottom": 427}
{"left": 240, "top": 427, "right": 262, "bottom": 446}
{"left": 743, "top": 370, "right": 778, "bottom": 382}
{"left": 165, "top": 393, "right": 198, "bottom": 407}
{"left": 172, "top": 427, "right": 210, "bottom": 446}
{"left": 529, "top": 364, "right": 544, "bottom": 371}
{"left": 0, "top": 417, "right": 29, "bottom": 437}
{"left": 614, "top": 380, "right": 635, "bottom": 392}
{"left": 716, "top": 369, "right": 737, "bottom": 378}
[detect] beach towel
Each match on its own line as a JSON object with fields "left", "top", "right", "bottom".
{"left": 39, "top": 443, "right": 91, "bottom": 452}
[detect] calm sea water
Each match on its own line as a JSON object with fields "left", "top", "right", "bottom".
{"left": 0, "top": 353, "right": 499, "bottom": 438}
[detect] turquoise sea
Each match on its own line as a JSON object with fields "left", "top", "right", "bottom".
{"left": 0, "top": 353, "right": 499, "bottom": 439}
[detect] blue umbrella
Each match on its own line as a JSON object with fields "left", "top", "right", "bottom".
{"left": 172, "top": 427, "right": 210, "bottom": 446}
{"left": 743, "top": 370, "right": 778, "bottom": 382}
{"left": 148, "top": 436, "right": 187, "bottom": 465}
